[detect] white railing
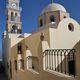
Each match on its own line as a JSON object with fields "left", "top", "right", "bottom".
{"left": 43, "top": 49, "right": 76, "bottom": 77}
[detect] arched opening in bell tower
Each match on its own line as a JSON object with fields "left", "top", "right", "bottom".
{"left": 15, "top": 13, "right": 18, "bottom": 21}
{"left": 11, "top": 12, "right": 14, "bottom": 21}
{"left": 11, "top": 25, "right": 17, "bottom": 33}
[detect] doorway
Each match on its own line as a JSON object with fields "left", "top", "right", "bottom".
{"left": 68, "top": 53, "right": 76, "bottom": 77}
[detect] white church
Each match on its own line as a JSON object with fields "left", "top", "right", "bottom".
{"left": 2, "top": 0, "right": 80, "bottom": 80}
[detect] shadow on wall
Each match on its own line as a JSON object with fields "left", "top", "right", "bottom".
{"left": 44, "top": 41, "right": 80, "bottom": 77}
{"left": 56, "top": 41, "right": 80, "bottom": 76}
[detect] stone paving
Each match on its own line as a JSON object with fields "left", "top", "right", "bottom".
{"left": 0, "top": 73, "right": 8, "bottom": 80}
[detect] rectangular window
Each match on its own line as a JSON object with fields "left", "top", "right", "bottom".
{"left": 17, "top": 45, "right": 22, "bottom": 54}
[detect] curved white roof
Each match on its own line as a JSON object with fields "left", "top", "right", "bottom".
{"left": 41, "top": 3, "right": 66, "bottom": 15}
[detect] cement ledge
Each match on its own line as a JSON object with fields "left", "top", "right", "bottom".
{"left": 45, "top": 69, "right": 76, "bottom": 80}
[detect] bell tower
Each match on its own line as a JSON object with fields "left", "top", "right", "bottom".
{"left": 6, "top": 0, "right": 22, "bottom": 33}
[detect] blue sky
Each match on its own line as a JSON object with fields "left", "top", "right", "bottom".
{"left": 0, "top": 0, "right": 80, "bottom": 57}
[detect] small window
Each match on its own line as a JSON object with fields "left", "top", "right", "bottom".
{"left": 18, "top": 45, "right": 22, "bottom": 54}
{"left": 11, "top": 12, "right": 14, "bottom": 21}
{"left": 15, "top": 13, "right": 18, "bottom": 21}
{"left": 15, "top": 13, "right": 18, "bottom": 16}
{"left": 50, "top": 15, "right": 55, "bottom": 22}
{"left": 40, "top": 19, "right": 43, "bottom": 27}
{"left": 68, "top": 23, "right": 74, "bottom": 31}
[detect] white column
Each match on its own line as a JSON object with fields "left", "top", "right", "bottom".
{"left": 62, "top": 52, "right": 65, "bottom": 73}
{"left": 59, "top": 52, "right": 61, "bottom": 72}
{"left": 43, "top": 53, "right": 46, "bottom": 70}
{"left": 48, "top": 52, "right": 49, "bottom": 69}
{"left": 55, "top": 52, "right": 57, "bottom": 71}
{"left": 53, "top": 52, "right": 55, "bottom": 70}
{"left": 46, "top": 53, "right": 48, "bottom": 69}
{"left": 50, "top": 52, "right": 52, "bottom": 70}
{"left": 66, "top": 51, "right": 69, "bottom": 74}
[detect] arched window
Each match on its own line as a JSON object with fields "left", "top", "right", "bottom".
{"left": 15, "top": 13, "right": 18, "bottom": 16}
{"left": 18, "top": 45, "right": 22, "bottom": 54}
{"left": 11, "top": 25, "right": 17, "bottom": 33}
{"left": 50, "top": 16, "right": 55, "bottom": 22}
{"left": 11, "top": 12, "right": 14, "bottom": 21}
{"left": 15, "top": 13, "right": 18, "bottom": 21}
{"left": 40, "top": 19, "right": 43, "bottom": 27}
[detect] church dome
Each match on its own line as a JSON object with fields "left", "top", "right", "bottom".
{"left": 41, "top": 3, "right": 66, "bottom": 15}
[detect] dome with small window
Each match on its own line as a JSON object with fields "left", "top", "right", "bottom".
{"left": 41, "top": 3, "right": 66, "bottom": 15}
